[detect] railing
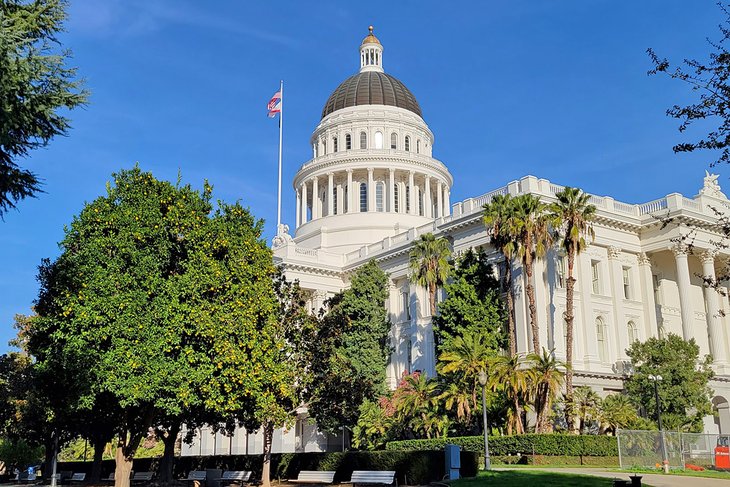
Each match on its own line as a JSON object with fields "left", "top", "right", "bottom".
{"left": 549, "top": 183, "right": 564, "bottom": 195}
{"left": 472, "top": 186, "right": 509, "bottom": 209}
{"left": 613, "top": 201, "right": 636, "bottom": 215}
{"left": 392, "top": 232, "right": 408, "bottom": 244}
{"left": 683, "top": 197, "right": 700, "bottom": 210}
{"left": 637, "top": 197, "right": 668, "bottom": 215}
{"left": 295, "top": 247, "right": 318, "bottom": 257}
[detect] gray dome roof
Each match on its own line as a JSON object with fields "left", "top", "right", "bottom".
{"left": 321, "top": 71, "right": 422, "bottom": 119}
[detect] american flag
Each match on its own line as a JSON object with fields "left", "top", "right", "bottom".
{"left": 267, "top": 90, "right": 282, "bottom": 118}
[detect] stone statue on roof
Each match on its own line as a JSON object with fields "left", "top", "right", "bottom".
{"left": 700, "top": 170, "right": 727, "bottom": 199}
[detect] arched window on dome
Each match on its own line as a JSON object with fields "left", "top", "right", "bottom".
{"left": 333, "top": 136, "right": 338, "bottom": 153}
{"left": 391, "top": 132, "right": 398, "bottom": 150}
{"left": 360, "top": 182, "right": 368, "bottom": 212}
{"left": 596, "top": 317, "right": 608, "bottom": 363}
{"left": 376, "top": 182, "right": 384, "bottom": 212}
{"left": 405, "top": 136, "right": 411, "bottom": 152}
{"left": 346, "top": 134, "right": 352, "bottom": 150}
{"left": 375, "top": 131, "right": 383, "bottom": 149}
{"left": 332, "top": 185, "right": 338, "bottom": 215}
{"left": 360, "top": 131, "right": 367, "bottom": 149}
{"left": 416, "top": 139, "right": 420, "bottom": 154}
{"left": 321, "top": 138, "right": 326, "bottom": 155}
{"left": 394, "top": 184, "right": 400, "bottom": 213}
{"left": 627, "top": 321, "right": 638, "bottom": 343}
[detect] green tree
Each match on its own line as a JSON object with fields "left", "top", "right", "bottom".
{"left": 573, "top": 386, "right": 601, "bottom": 434}
{"left": 549, "top": 186, "right": 595, "bottom": 432}
{"left": 433, "top": 249, "right": 505, "bottom": 354}
{"left": 409, "top": 233, "right": 452, "bottom": 317}
{"left": 352, "top": 399, "right": 396, "bottom": 450}
{"left": 394, "top": 372, "right": 441, "bottom": 439}
{"left": 625, "top": 334, "right": 714, "bottom": 432}
{"left": 511, "top": 194, "right": 551, "bottom": 354}
{"left": 0, "top": 0, "right": 88, "bottom": 215}
{"left": 527, "top": 349, "right": 566, "bottom": 433}
{"left": 598, "top": 394, "right": 640, "bottom": 435}
{"left": 482, "top": 194, "right": 519, "bottom": 355}
{"left": 308, "top": 260, "right": 392, "bottom": 434}
{"left": 489, "top": 354, "right": 533, "bottom": 435}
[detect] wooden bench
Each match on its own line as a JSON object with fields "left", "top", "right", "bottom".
{"left": 346, "top": 471, "right": 396, "bottom": 487}
{"left": 181, "top": 471, "right": 207, "bottom": 486}
{"left": 70, "top": 473, "right": 86, "bottom": 484}
{"left": 289, "top": 471, "right": 336, "bottom": 485}
{"left": 131, "top": 472, "right": 154, "bottom": 485}
{"left": 220, "top": 471, "right": 251, "bottom": 487}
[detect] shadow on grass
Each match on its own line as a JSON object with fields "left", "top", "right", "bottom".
{"left": 449, "top": 470, "right": 618, "bottom": 487}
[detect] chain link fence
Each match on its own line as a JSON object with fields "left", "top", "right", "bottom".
{"left": 617, "top": 430, "right": 725, "bottom": 470}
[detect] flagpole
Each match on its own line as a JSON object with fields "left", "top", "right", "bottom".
{"left": 276, "top": 80, "right": 284, "bottom": 230}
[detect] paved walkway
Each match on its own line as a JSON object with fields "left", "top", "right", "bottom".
{"left": 503, "top": 467, "right": 730, "bottom": 487}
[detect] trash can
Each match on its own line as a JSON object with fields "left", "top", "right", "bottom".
{"left": 444, "top": 444, "right": 461, "bottom": 480}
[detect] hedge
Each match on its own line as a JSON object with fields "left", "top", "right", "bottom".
{"left": 386, "top": 434, "right": 618, "bottom": 457}
{"left": 490, "top": 455, "right": 620, "bottom": 467}
{"left": 58, "top": 450, "right": 479, "bottom": 485}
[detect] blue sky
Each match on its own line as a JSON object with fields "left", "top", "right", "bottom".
{"left": 0, "top": 1, "right": 725, "bottom": 351}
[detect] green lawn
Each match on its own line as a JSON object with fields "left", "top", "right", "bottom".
{"left": 449, "top": 470, "right": 623, "bottom": 487}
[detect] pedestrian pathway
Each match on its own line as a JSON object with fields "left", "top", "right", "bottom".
{"left": 502, "top": 467, "right": 730, "bottom": 487}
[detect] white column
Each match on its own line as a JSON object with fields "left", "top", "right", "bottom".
{"left": 444, "top": 188, "right": 451, "bottom": 216}
{"left": 424, "top": 175, "right": 432, "bottom": 218}
{"left": 346, "top": 169, "right": 353, "bottom": 214}
{"left": 672, "top": 243, "right": 694, "bottom": 340}
{"left": 532, "top": 257, "right": 550, "bottom": 354}
{"left": 512, "top": 261, "right": 531, "bottom": 354}
{"left": 311, "top": 177, "right": 319, "bottom": 220}
{"left": 700, "top": 249, "right": 727, "bottom": 364}
{"left": 295, "top": 189, "right": 301, "bottom": 228}
{"left": 436, "top": 180, "right": 443, "bottom": 218}
{"left": 300, "top": 181, "right": 308, "bottom": 225}
{"left": 388, "top": 169, "right": 395, "bottom": 212}
{"left": 367, "top": 167, "right": 375, "bottom": 212}
{"left": 336, "top": 183, "right": 344, "bottom": 215}
{"left": 579, "top": 253, "right": 598, "bottom": 366}
{"left": 327, "top": 173, "right": 334, "bottom": 216}
{"left": 608, "top": 246, "right": 628, "bottom": 361}
{"left": 408, "top": 171, "right": 415, "bottom": 215}
{"left": 638, "top": 252, "right": 659, "bottom": 339}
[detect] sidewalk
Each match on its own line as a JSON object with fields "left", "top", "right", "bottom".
{"left": 507, "top": 467, "right": 730, "bottom": 487}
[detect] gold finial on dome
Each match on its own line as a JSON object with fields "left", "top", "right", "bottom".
{"left": 362, "top": 25, "right": 381, "bottom": 45}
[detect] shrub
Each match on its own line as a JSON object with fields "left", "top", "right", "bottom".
{"left": 386, "top": 434, "right": 618, "bottom": 456}
{"left": 0, "top": 438, "right": 44, "bottom": 470}
{"left": 58, "top": 450, "right": 479, "bottom": 485}
{"left": 490, "top": 455, "right": 620, "bottom": 467}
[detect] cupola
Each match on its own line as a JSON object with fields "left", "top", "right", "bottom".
{"left": 360, "top": 26, "right": 383, "bottom": 73}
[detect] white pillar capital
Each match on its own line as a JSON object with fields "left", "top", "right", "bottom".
{"left": 671, "top": 242, "right": 689, "bottom": 257}
{"left": 607, "top": 246, "right": 622, "bottom": 260}
{"left": 637, "top": 252, "right": 651, "bottom": 266}
{"left": 699, "top": 248, "right": 718, "bottom": 265}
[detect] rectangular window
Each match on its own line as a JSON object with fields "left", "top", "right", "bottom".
{"left": 406, "top": 186, "right": 411, "bottom": 213}
{"left": 376, "top": 183, "right": 384, "bottom": 212}
{"left": 591, "top": 261, "right": 600, "bottom": 294}
{"left": 360, "top": 183, "right": 367, "bottom": 212}
{"left": 360, "top": 132, "right": 367, "bottom": 149}
{"left": 333, "top": 137, "right": 338, "bottom": 153}
{"left": 394, "top": 184, "right": 400, "bottom": 213}
{"left": 653, "top": 274, "right": 660, "bottom": 304}
{"left": 622, "top": 267, "right": 631, "bottom": 299}
{"left": 402, "top": 291, "right": 411, "bottom": 321}
{"left": 346, "top": 134, "right": 352, "bottom": 150}
{"left": 332, "top": 186, "right": 338, "bottom": 215}
{"left": 556, "top": 256, "right": 566, "bottom": 288}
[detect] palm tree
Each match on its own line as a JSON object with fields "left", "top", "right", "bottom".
{"left": 549, "top": 187, "right": 595, "bottom": 432}
{"left": 573, "top": 385, "right": 601, "bottom": 434}
{"left": 489, "top": 354, "right": 533, "bottom": 434}
{"left": 527, "top": 348, "right": 566, "bottom": 433}
{"left": 395, "top": 372, "right": 441, "bottom": 439}
{"left": 439, "top": 382, "right": 475, "bottom": 426}
{"left": 409, "top": 233, "right": 452, "bottom": 317}
{"left": 598, "top": 394, "right": 639, "bottom": 435}
{"left": 483, "top": 194, "right": 518, "bottom": 356}
{"left": 511, "top": 194, "right": 552, "bottom": 354}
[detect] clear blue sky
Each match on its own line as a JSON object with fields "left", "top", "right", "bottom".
{"left": 0, "top": 1, "right": 725, "bottom": 352}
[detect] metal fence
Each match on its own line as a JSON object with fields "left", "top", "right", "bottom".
{"left": 617, "top": 429, "right": 722, "bottom": 470}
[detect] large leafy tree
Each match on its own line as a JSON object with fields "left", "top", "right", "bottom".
{"left": 483, "top": 194, "right": 519, "bottom": 355}
{"left": 625, "top": 334, "right": 714, "bottom": 432}
{"left": 433, "top": 249, "right": 505, "bottom": 354}
{"left": 0, "top": 0, "right": 88, "bottom": 215}
{"left": 549, "top": 186, "right": 595, "bottom": 432}
{"left": 308, "top": 260, "right": 392, "bottom": 434}
{"left": 409, "top": 233, "right": 452, "bottom": 317}
{"left": 511, "top": 194, "right": 551, "bottom": 354}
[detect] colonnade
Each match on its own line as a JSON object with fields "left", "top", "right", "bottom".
{"left": 295, "top": 168, "right": 451, "bottom": 228}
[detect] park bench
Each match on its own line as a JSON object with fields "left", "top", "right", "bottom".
{"left": 346, "top": 471, "right": 396, "bottom": 487}
{"left": 102, "top": 473, "right": 115, "bottom": 483}
{"left": 181, "top": 471, "right": 207, "bottom": 486}
{"left": 289, "top": 471, "right": 336, "bottom": 485}
{"left": 131, "top": 472, "right": 154, "bottom": 485}
{"left": 220, "top": 471, "right": 251, "bottom": 487}
{"left": 69, "top": 473, "right": 86, "bottom": 484}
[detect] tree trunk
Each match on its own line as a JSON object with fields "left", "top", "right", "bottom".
{"left": 90, "top": 431, "right": 106, "bottom": 482}
{"left": 505, "top": 263, "right": 517, "bottom": 357}
{"left": 113, "top": 438, "right": 134, "bottom": 487}
{"left": 261, "top": 422, "right": 274, "bottom": 487}
{"left": 524, "top": 256, "right": 540, "bottom": 354}
{"left": 43, "top": 437, "right": 55, "bottom": 481}
{"left": 513, "top": 398, "right": 524, "bottom": 434}
{"left": 158, "top": 424, "right": 180, "bottom": 484}
{"left": 565, "top": 250, "right": 576, "bottom": 433}
{"left": 428, "top": 282, "right": 437, "bottom": 317}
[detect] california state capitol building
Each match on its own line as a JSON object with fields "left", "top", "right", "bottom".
{"left": 182, "top": 27, "right": 730, "bottom": 455}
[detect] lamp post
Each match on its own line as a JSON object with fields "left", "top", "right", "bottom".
{"left": 477, "top": 369, "right": 491, "bottom": 471}
{"left": 648, "top": 374, "right": 669, "bottom": 473}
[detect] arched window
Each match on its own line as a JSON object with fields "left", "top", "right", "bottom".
{"left": 360, "top": 182, "right": 367, "bottom": 212}
{"left": 346, "top": 134, "right": 352, "bottom": 150}
{"left": 596, "top": 317, "right": 607, "bottom": 363}
{"left": 406, "top": 185, "right": 411, "bottom": 213}
{"left": 321, "top": 138, "right": 326, "bottom": 155}
{"left": 416, "top": 139, "right": 420, "bottom": 153}
{"left": 390, "top": 132, "right": 398, "bottom": 149}
{"left": 394, "top": 184, "right": 400, "bottom": 213}
{"left": 374, "top": 131, "right": 383, "bottom": 149}
{"left": 405, "top": 339, "right": 412, "bottom": 374}
{"left": 405, "top": 135, "right": 411, "bottom": 151}
{"left": 332, "top": 186, "right": 338, "bottom": 215}
{"left": 333, "top": 136, "right": 338, "bottom": 153}
{"left": 627, "top": 321, "right": 638, "bottom": 343}
{"left": 376, "top": 182, "right": 384, "bottom": 212}
{"left": 360, "top": 131, "right": 367, "bottom": 149}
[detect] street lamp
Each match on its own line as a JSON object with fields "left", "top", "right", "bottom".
{"left": 648, "top": 374, "right": 669, "bottom": 473}
{"left": 477, "top": 369, "right": 491, "bottom": 471}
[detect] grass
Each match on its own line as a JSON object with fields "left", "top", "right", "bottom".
{"left": 448, "top": 470, "right": 624, "bottom": 487}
